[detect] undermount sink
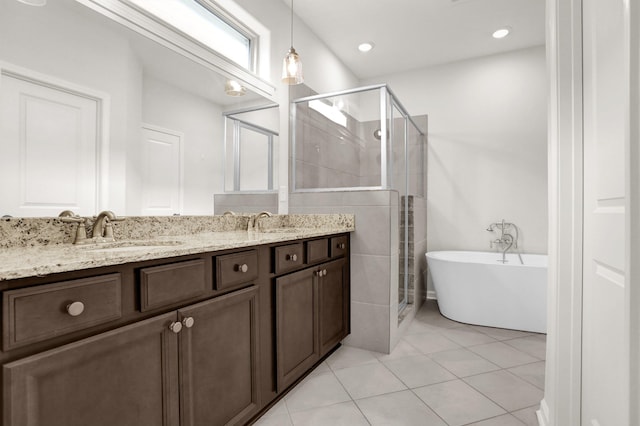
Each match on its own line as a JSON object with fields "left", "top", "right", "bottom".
{"left": 257, "top": 228, "right": 303, "bottom": 234}
{"left": 83, "top": 240, "right": 184, "bottom": 253}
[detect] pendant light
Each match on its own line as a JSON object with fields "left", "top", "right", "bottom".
{"left": 282, "top": 0, "right": 303, "bottom": 85}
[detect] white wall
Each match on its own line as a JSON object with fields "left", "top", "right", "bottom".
{"left": 363, "top": 46, "right": 548, "bottom": 263}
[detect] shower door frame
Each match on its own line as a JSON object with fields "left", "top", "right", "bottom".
{"left": 290, "top": 84, "right": 425, "bottom": 314}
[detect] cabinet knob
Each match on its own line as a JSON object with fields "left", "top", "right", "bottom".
{"left": 286, "top": 253, "right": 298, "bottom": 262}
{"left": 169, "top": 321, "right": 183, "bottom": 334}
{"left": 235, "top": 263, "right": 249, "bottom": 273}
{"left": 66, "top": 301, "right": 85, "bottom": 317}
{"left": 182, "top": 317, "right": 195, "bottom": 328}
{"left": 323, "top": 269, "right": 328, "bottom": 276}
{"left": 337, "top": 243, "right": 346, "bottom": 249}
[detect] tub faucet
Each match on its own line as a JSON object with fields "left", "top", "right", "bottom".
{"left": 487, "top": 219, "right": 519, "bottom": 263}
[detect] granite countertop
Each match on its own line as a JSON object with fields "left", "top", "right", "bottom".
{"left": 0, "top": 214, "right": 355, "bottom": 281}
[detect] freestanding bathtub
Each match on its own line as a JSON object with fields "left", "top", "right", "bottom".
{"left": 426, "top": 251, "right": 547, "bottom": 333}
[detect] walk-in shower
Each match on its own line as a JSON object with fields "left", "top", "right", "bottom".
{"left": 290, "top": 84, "right": 426, "bottom": 315}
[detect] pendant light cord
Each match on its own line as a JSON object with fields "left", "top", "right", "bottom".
{"left": 290, "top": 0, "right": 294, "bottom": 48}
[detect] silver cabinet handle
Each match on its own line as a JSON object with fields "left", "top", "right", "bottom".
{"left": 286, "top": 254, "right": 298, "bottom": 262}
{"left": 182, "top": 317, "right": 195, "bottom": 328}
{"left": 66, "top": 301, "right": 85, "bottom": 317}
{"left": 169, "top": 321, "right": 183, "bottom": 334}
{"left": 337, "top": 243, "right": 346, "bottom": 249}
{"left": 323, "top": 269, "right": 328, "bottom": 276}
{"left": 235, "top": 263, "right": 249, "bottom": 273}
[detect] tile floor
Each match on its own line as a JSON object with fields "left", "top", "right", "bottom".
{"left": 255, "top": 300, "right": 545, "bottom": 426}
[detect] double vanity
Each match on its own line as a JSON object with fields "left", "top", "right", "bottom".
{"left": 0, "top": 214, "right": 354, "bottom": 425}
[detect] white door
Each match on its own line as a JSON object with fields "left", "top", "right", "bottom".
{"left": 0, "top": 72, "right": 99, "bottom": 217}
{"left": 140, "top": 125, "right": 182, "bottom": 216}
{"left": 582, "top": 0, "right": 629, "bottom": 424}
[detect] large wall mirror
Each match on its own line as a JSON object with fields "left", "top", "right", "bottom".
{"left": 0, "top": 0, "right": 278, "bottom": 218}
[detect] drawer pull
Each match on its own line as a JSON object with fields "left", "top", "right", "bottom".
{"left": 286, "top": 254, "right": 298, "bottom": 262}
{"left": 66, "top": 301, "right": 85, "bottom": 317}
{"left": 235, "top": 263, "right": 249, "bottom": 273}
{"left": 169, "top": 321, "right": 183, "bottom": 334}
{"left": 322, "top": 269, "right": 327, "bottom": 277}
{"left": 337, "top": 243, "right": 346, "bottom": 250}
{"left": 182, "top": 317, "right": 195, "bottom": 328}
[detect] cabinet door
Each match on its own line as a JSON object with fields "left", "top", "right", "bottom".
{"left": 319, "top": 259, "right": 349, "bottom": 355}
{"left": 276, "top": 268, "right": 319, "bottom": 391}
{"left": 3, "top": 312, "right": 180, "bottom": 426}
{"left": 178, "top": 286, "right": 260, "bottom": 426}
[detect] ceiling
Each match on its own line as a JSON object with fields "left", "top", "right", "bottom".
{"left": 283, "top": 0, "right": 545, "bottom": 79}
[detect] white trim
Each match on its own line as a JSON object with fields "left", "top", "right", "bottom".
{"left": 537, "top": 399, "right": 550, "bottom": 426}
{"left": 74, "top": 0, "right": 275, "bottom": 101}
{"left": 0, "top": 61, "right": 111, "bottom": 214}
{"left": 545, "top": 0, "right": 584, "bottom": 425}
{"left": 627, "top": 0, "right": 640, "bottom": 424}
{"left": 141, "top": 123, "right": 185, "bottom": 215}
{"left": 426, "top": 290, "right": 437, "bottom": 300}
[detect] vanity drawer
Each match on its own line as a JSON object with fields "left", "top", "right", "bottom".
{"left": 274, "top": 243, "right": 304, "bottom": 274}
{"left": 2, "top": 273, "right": 122, "bottom": 350}
{"left": 139, "top": 259, "right": 207, "bottom": 312}
{"left": 330, "top": 236, "right": 348, "bottom": 258}
{"left": 306, "top": 239, "right": 329, "bottom": 264}
{"left": 216, "top": 249, "right": 259, "bottom": 291}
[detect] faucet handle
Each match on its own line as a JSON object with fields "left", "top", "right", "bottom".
{"left": 60, "top": 216, "right": 88, "bottom": 244}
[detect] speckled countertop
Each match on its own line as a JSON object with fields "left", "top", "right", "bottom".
{"left": 0, "top": 214, "right": 355, "bottom": 281}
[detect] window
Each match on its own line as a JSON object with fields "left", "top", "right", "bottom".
{"left": 128, "top": 0, "right": 254, "bottom": 69}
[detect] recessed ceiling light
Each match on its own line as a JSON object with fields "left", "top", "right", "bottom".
{"left": 492, "top": 28, "right": 511, "bottom": 39}
{"left": 358, "top": 42, "right": 375, "bottom": 53}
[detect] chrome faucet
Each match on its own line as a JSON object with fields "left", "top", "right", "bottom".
{"left": 486, "top": 219, "right": 520, "bottom": 263}
{"left": 247, "top": 211, "right": 273, "bottom": 232}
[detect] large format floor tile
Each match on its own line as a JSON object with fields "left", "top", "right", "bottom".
{"left": 382, "top": 354, "right": 456, "bottom": 388}
{"left": 289, "top": 401, "right": 369, "bottom": 426}
{"left": 284, "top": 372, "right": 352, "bottom": 413}
{"left": 356, "top": 390, "right": 447, "bottom": 426}
{"left": 257, "top": 300, "right": 547, "bottom": 426}
{"left": 504, "top": 336, "right": 547, "bottom": 360}
{"left": 429, "top": 348, "right": 502, "bottom": 378}
{"left": 403, "top": 332, "right": 461, "bottom": 354}
{"left": 508, "top": 361, "right": 546, "bottom": 389}
{"left": 333, "top": 362, "right": 407, "bottom": 399}
{"left": 463, "top": 370, "right": 545, "bottom": 412}
{"left": 468, "top": 342, "right": 540, "bottom": 368}
{"left": 413, "top": 379, "right": 506, "bottom": 426}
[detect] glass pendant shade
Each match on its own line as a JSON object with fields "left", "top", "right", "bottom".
{"left": 282, "top": 47, "right": 303, "bottom": 85}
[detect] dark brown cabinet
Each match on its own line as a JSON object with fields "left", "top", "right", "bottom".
{"left": 4, "top": 312, "right": 180, "bottom": 426}
{"left": 319, "top": 259, "right": 349, "bottom": 355}
{"left": 275, "top": 258, "right": 349, "bottom": 391}
{"left": 275, "top": 267, "right": 319, "bottom": 391}
{"left": 1, "top": 233, "right": 350, "bottom": 426}
{"left": 178, "top": 286, "right": 259, "bottom": 426}
{"left": 3, "top": 287, "right": 260, "bottom": 426}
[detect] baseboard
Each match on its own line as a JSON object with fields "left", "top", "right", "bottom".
{"left": 426, "top": 290, "right": 437, "bottom": 300}
{"left": 537, "top": 399, "right": 549, "bottom": 426}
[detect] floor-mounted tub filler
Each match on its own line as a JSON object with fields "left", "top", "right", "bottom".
{"left": 426, "top": 251, "right": 548, "bottom": 333}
